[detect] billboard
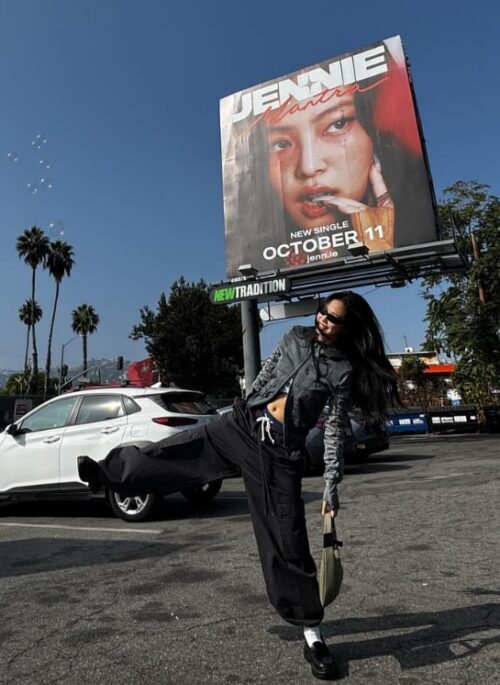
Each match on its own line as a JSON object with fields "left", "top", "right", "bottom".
{"left": 220, "top": 36, "right": 438, "bottom": 278}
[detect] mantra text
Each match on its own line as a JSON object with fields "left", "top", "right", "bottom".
{"left": 232, "top": 45, "right": 387, "bottom": 123}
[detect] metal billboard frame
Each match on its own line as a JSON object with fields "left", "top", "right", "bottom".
{"left": 211, "top": 238, "right": 465, "bottom": 304}
{"left": 280, "top": 239, "right": 465, "bottom": 299}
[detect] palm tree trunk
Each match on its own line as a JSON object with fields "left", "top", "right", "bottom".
{"left": 44, "top": 282, "right": 60, "bottom": 399}
{"left": 24, "top": 325, "right": 31, "bottom": 374}
{"left": 30, "top": 267, "right": 39, "bottom": 392}
{"left": 83, "top": 334, "right": 88, "bottom": 374}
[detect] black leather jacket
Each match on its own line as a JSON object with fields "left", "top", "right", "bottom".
{"left": 246, "top": 325, "right": 353, "bottom": 508}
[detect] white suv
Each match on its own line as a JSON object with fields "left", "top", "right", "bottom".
{"left": 0, "top": 386, "right": 221, "bottom": 521}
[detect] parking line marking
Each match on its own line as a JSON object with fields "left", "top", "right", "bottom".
{"left": 0, "top": 522, "right": 161, "bottom": 534}
{"left": 413, "top": 473, "right": 468, "bottom": 480}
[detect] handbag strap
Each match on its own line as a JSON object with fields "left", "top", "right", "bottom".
{"left": 323, "top": 513, "right": 343, "bottom": 548}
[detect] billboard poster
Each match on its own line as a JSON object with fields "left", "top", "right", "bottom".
{"left": 220, "top": 35, "right": 438, "bottom": 278}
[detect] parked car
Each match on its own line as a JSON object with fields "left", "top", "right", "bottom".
{"left": 0, "top": 386, "right": 221, "bottom": 522}
{"left": 305, "top": 406, "right": 389, "bottom": 472}
{"left": 348, "top": 408, "right": 390, "bottom": 457}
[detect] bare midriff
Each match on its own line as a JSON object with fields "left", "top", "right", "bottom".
{"left": 266, "top": 393, "right": 287, "bottom": 423}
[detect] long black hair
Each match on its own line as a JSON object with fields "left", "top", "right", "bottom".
{"left": 321, "top": 291, "right": 401, "bottom": 419}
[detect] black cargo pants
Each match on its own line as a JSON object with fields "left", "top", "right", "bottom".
{"left": 97, "top": 398, "right": 324, "bottom": 627}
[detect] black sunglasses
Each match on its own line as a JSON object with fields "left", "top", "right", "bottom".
{"left": 317, "top": 306, "right": 345, "bottom": 326}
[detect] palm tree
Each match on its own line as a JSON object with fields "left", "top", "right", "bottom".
{"left": 44, "top": 240, "right": 75, "bottom": 398}
{"left": 18, "top": 299, "right": 43, "bottom": 375}
{"left": 16, "top": 227, "right": 50, "bottom": 391}
{"left": 71, "top": 304, "right": 100, "bottom": 373}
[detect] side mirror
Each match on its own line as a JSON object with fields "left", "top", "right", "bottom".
{"left": 6, "top": 423, "right": 19, "bottom": 436}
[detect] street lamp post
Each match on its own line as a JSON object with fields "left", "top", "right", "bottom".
{"left": 58, "top": 335, "right": 79, "bottom": 394}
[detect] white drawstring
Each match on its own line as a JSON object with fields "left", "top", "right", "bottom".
{"left": 254, "top": 414, "right": 275, "bottom": 516}
{"left": 255, "top": 415, "right": 276, "bottom": 444}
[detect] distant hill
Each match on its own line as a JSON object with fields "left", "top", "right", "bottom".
{"left": 65, "top": 358, "right": 130, "bottom": 386}
{"left": 0, "top": 359, "right": 130, "bottom": 390}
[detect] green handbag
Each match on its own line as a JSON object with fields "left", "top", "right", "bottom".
{"left": 319, "top": 514, "right": 343, "bottom": 607}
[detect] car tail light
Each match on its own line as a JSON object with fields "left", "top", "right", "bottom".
{"left": 351, "top": 417, "right": 366, "bottom": 426}
{"left": 152, "top": 417, "right": 198, "bottom": 426}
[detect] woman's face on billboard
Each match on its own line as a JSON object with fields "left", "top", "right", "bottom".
{"left": 266, "top": 93, "right": 373, "bottom": 229}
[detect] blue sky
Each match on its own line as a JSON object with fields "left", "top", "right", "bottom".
{"left": 0, "top": 0, "right": 498, "bottom": 372}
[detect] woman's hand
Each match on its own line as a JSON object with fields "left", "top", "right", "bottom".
{"left": 321, "top": 159, "right": 395, "bottom": 251}
{"left": 321, "top": 500, "right": 337, "bottom": 518}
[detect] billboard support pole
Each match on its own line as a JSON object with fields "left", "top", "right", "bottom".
{"left": 240, "top": 298, "right": 261, "bottom": 396}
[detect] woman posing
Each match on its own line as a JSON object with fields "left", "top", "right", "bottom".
{"left": 79, "top": 291, "right": 399, "bottom": 680}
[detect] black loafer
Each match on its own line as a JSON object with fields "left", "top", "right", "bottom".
{"left": 304, "top": 640, "right": 338, "bottom": 680}
{"left": 77, "top": 456, "right": 102, "bottom": 493}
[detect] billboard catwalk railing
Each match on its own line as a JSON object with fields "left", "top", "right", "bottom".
{"left": 210, "top": 239, "right": 465, "bottom": 304}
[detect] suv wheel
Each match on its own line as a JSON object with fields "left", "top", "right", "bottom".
{"left": 181, "top": 479, "right": 222, "bottom": 504}
{"left": 354, "top": 447, "right": 370, "bottom": 463}
{"left": 107, "top": 490, "right": 159, "bottom": 522}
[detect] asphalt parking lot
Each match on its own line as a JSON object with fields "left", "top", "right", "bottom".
{"left": 0, "top": 433, "right": 499, "bottom": 685}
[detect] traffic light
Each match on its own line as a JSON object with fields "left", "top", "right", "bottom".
{"left": 116, "top": 356, "right": 124, "bottom": 371}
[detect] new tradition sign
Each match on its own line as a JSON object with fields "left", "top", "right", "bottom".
{"left": 210, "top": 277, "right": 289, "bottom": 304}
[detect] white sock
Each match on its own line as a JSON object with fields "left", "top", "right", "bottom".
{"left": 303, "top": 625, "right": 323, "bottom": 647}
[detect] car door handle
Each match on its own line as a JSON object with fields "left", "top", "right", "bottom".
{"left": 101, "top": 426, "right": 120, "bottom": 434}
{"left": 43, "top": 435, "right": 61, "bottom": 443}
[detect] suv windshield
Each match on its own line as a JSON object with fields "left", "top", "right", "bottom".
{"left": 149, "top": 392, "right": 216, "bottom": 415}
